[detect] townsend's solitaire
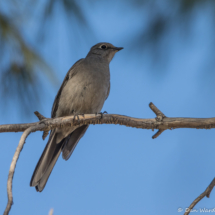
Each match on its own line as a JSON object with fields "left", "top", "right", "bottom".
{"left": 30, "top": 42, "right": 123, "bottom": 192}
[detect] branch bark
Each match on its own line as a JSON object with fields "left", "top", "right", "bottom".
{"left": 1, "top": 103, "right": 215, "bottom": 137}
{"left": 3, "top": 124, "right": 44, "bottom": 215}
{"left": 184, "top": 178, "right": 215, "bottom": 215}
{"left": 2, "top": 103, "right": 215, "bottom": 214}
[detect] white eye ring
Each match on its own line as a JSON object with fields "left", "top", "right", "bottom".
{"left": 100, "top": 45, "right": 107, "bottom": 49}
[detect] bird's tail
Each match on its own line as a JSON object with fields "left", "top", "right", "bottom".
{"left": 30, "top": 130, "right": 63, "bottom": 192}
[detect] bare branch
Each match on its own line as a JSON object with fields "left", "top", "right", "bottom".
{"left": 0, "top": 103, "right": 215, "bottom": 138}
{"left": 3, "top": 124, "right": 44, "bottom": 215}
{"left": 184, "top": 178, "right": 215, "bottom": 215}
{"left": 2, "top": 102, "right": 215, "bottom": 215}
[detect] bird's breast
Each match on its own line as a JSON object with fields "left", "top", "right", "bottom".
{"left": 56, "top": 67, "right": 110, "bottom": 117}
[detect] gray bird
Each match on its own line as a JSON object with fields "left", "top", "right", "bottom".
{"left": 30, "top": 42, "right": 123, "bottom": 192}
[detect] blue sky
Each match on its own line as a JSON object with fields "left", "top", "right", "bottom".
{"left": 1, "top": 1, "right": 215, "bottom": 215}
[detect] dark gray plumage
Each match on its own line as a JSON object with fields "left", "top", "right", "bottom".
{"left": 30, "top": 42, "right": 123, "bottom": 192}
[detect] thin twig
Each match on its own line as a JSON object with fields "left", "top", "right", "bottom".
{"left": 152, "top": 129, "right": 164, "bottom": 139}
{"left": 49, "top": 209, "right": 54, "bottom": 215}
{"left": 184, "top": 178, "right": 215, "bottom": 215}
{"left": 34, "top": 111, "right": 49, "bottom": 140}
{"left": 149, "top": 102, "right": 166, "bottom": 118}
{"left": 3, "top": 124, "right": 44, "bottom": 215}
{"left": 34, "top": 111, "right": 46, "bottom": 120}
{"left": 42, "top": 130, "right": 49, "bottom": 140}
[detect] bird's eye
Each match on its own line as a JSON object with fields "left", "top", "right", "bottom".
{"left": 101, "top": 45, "right": 107, "bottom": 49}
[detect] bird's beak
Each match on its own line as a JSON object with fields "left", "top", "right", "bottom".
{"left": 113, "top": 47, "right": 123, "bottom": 51}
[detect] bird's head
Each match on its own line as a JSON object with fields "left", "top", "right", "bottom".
{"left": 87, "top": 42, "right": 123, "bottom": 63}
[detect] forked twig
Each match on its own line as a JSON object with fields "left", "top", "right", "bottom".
{"left": 149, "top": 102, "right": 166, "bottom": 139}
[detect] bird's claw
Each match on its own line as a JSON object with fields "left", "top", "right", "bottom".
{"left": 97, "top": 111, "right": 108, "bottom": 119}
{"left": 73, "top": 114, "right": 80, "bottom": 123}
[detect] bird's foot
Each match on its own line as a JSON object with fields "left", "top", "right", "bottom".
{"left": 73, "top": 114, "right": 80, "bottom": 123}
{"left": 96, "top": 111, "right": 108, "bottom": 119}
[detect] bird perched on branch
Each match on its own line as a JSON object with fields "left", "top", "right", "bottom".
{"left": 30, "top": 42, "right": 123, "bottom": 192}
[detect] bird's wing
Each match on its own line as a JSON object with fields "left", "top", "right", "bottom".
{"left": 51, "top": 58, "right": 84, "bottom": 118}
{"left": 30, "top": 59, "right": 84, "bottom": 192}
{"left": 106, "top": 82, "right": 110, "bottom": 100}
{"left": 62, "top": 125, "right": 89, "bottom": 160}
